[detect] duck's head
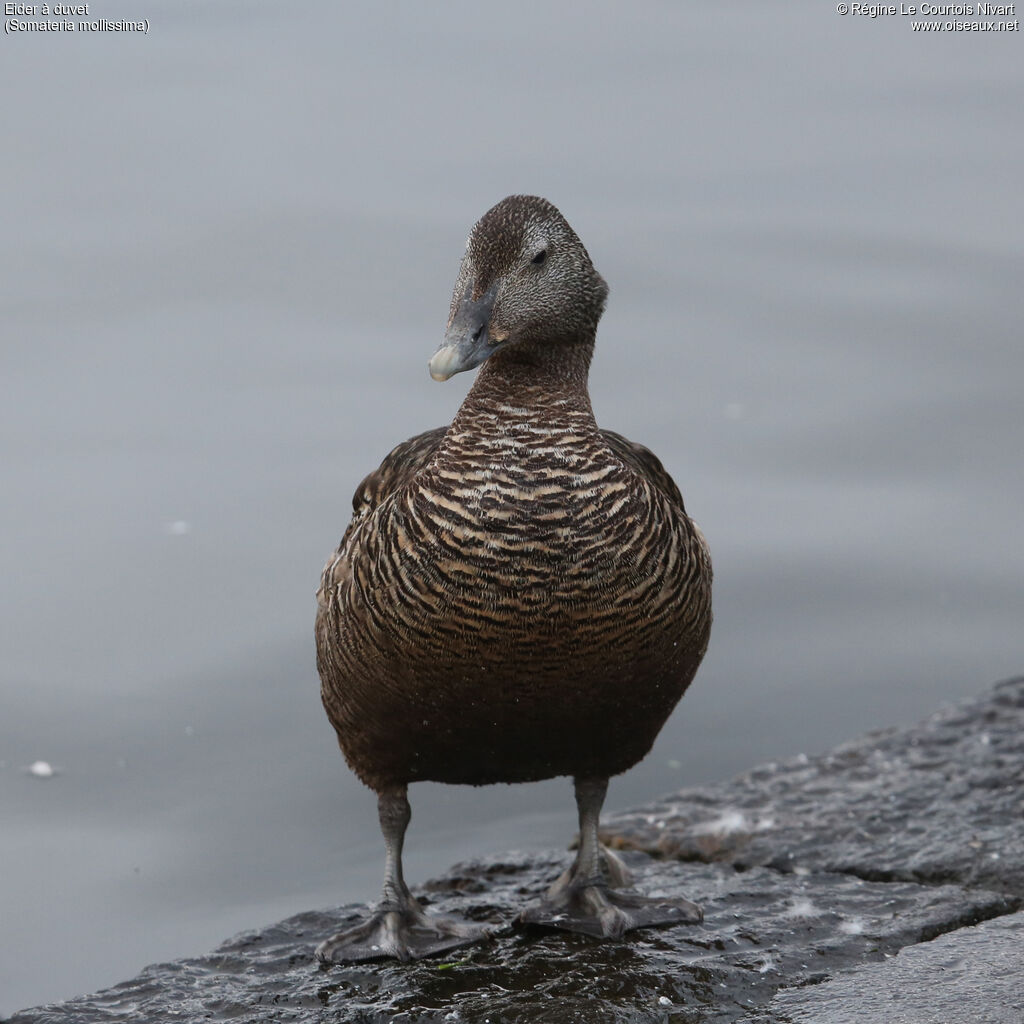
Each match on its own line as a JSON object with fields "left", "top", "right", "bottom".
{"left": 429, "top": 195, "right": 608, "bottom": 382}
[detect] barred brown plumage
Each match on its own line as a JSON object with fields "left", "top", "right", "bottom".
{"left": 314, "top": 195, "right": 712, "bottom": 964}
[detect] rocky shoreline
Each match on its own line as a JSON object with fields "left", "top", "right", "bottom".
{"left": 8, "top": 676, "right": 1022, "bottom": 1024}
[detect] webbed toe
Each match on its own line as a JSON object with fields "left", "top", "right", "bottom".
{"left": 316, "top": 905, "right": 493, "bottom": 964}
{"left": 519, "top": 882, "right": 702, "bottom": 939}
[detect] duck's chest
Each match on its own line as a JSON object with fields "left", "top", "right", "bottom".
{"left": 383, "top": 436, "right": 678, "bottom": 613}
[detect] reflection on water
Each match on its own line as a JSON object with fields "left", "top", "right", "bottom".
{"left": 2, "top": 1, "right": 1022, "bottom": 1014}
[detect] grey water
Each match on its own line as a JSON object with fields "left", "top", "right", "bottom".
{"left": 2, "top": 1, "right": 1022, "bottom": 1015}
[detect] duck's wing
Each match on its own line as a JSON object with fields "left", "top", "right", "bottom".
{"left": 349, "top": 425, "right": 449, "bottom": 523}
{"left": 318, "top": 425, "right": 448, "bottom": 634}
{"left": 324, "top": 424, "right": 447, "bottom": 566}
{"left": 600, "top": 429, "right": 687, "bottom": 513}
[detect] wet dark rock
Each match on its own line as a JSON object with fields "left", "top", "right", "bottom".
{"left": 603, "top": 676, "right": 1024, "bottom": 897}
{"left": 8, "top": 677, "right": 1022, "bottom": 1024}
{"left": 738, "top": 910, "right": 1024, "bottom": 1024}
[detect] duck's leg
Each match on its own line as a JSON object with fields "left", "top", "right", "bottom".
{"left": 518, "top": 777, "right": 703, "bottom": 939}
{"left": 316, "top": 786, "right": 493, "bottom": 964}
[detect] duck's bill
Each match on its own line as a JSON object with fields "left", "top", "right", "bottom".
{"left": 428, "top": 341, "right": 490, "bottom": 382}
{"left": 429, "top": 283, "right": 500, "bottom": 381}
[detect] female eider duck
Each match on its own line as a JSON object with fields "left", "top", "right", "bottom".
{"left": 315, "top": 195, "right": 712, "bottom": 963}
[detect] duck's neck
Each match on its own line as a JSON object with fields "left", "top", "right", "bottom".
{"left": 453, "top": 336, "right": 598, "bottom": 432}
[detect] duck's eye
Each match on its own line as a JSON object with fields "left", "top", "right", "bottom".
{"left": 531, "top": 249, "right": 547, "bottom": 266}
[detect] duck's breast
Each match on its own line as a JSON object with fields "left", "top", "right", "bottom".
{"left": 318, "top": 430, "right": 710, "bottom": 787}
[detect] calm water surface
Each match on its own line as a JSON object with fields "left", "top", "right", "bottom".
{"left": 2, "top": 2, "right": 1022, "bottom": 1014}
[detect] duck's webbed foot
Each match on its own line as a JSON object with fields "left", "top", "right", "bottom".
{"left": 316, "top": 786, "right": 494, "bottom": 965}
{"left": 519, "top": 845, "right": 702, "bottom": 938}
{"left": 316, "top": 896, "right": 493, "bottom": 963}
{"left": 518, "top": 777, "right": 702, "bottom": 939}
